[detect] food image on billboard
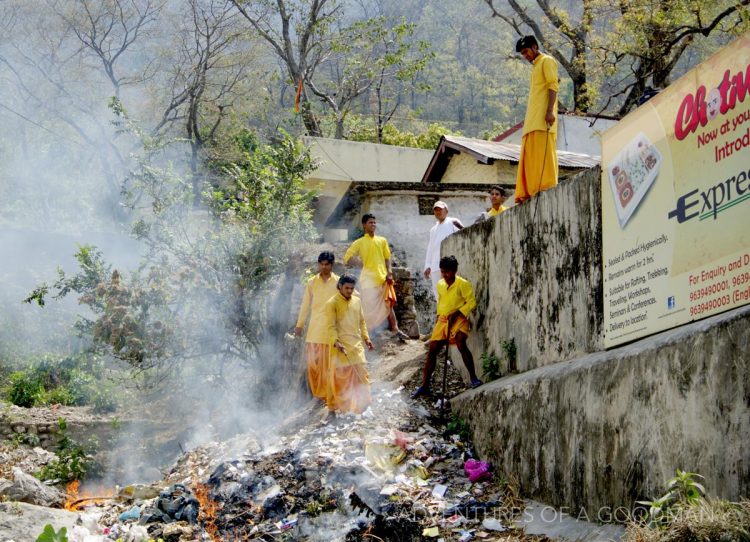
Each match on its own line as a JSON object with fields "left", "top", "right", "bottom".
{"left": 607, "top": 133, "right": 662, "bottom": 228}
{"left": 601, "top": 32, "right": 750, "bottom": 348}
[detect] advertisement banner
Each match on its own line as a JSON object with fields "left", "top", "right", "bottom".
{"left": 602, "top": 33, "right": 750, "bottom": 348}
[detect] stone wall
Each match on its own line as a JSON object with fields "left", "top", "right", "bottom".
{"left": 441, "top": 165, "right": 750, "bottom": 514}
{"left": 452, "top": 305, "right": 750, "bottom": 512}
{"left": 442, "top": 168, "right": 603, "bottom": 376}
{"left": 0, "top": 405, "right": 121, "bottom": 451}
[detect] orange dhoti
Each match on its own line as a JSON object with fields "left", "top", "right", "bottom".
{"left": 515, "top": 130, "right": 558, "bottom": 203}
{"left": 326, "top": 358, "right": 371, "bottom": 414}
{"left": 304, "top": 343, "right": 330, "bottom": 400}
{"left": 360, "top": 283, "right": 396, "bottom": 331}
{"left": 430, "top": 313, "right": 471, "bottom": 344}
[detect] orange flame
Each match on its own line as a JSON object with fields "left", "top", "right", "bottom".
{"left": 194, "top": 482, "right": 220, "bottom": 541}
{"left": 64, "top": 480, "right": 115, "bottom": 511}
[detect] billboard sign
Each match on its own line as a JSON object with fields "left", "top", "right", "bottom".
{"left": 602, "top": 33, "right": 750, "bottom": 348}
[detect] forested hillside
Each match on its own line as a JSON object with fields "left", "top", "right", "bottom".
{"left": 0, "top": 0, "right": 747, "bottom": 388}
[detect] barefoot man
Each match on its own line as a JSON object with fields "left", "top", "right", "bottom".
{"left": 325, "top": 275, "right": 375, "bottom": 414}
{"left": 294, "top": 251, "right": 339, "bottom": 400}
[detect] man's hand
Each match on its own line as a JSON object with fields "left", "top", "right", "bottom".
{"left": 452, "top": 219, "right": 464, "bottom": 230}
{"left": 334, "top": 340, "right": 347, "bottom": 355}
{"left": 346, "top": 257, "right": 363, "bottom": 268}
{"left": 386, "top": 272, "right": 394, "bottom": 285}
{"left": 365, "top": 339, "right": 374, "bottom": 351}
{"left": 294, "top": 326, "right": 304, "bottom": 337}
{"left": 545, "top": 111, "right": 555, "bottom": 127}
{"left": 423, "top": 268, "right": 431, "bottom": 279}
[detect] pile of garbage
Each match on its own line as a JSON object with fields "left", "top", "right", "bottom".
{"left": 1, "top": 346, "right": 547, "bottom": 542}
{"left": 41, "top": 381, "right": 539, "bottom": 542}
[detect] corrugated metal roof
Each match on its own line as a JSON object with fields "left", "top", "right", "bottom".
{"left": 443, "top": 135, "right": 600, "bottom": 168}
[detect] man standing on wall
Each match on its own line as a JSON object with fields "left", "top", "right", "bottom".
{"left": 294, "top": 251, "right": 339, "bottom": 401}
{"left": 515, "top": 35, "right": 559, "bottom": 204}
{"left": 411, "top": 255, "right": 482, "bottom": 399}
{"left": 424, "top": 201, "right": 464, "bottom": 299}
{"left": 344, "top": 213, "right": 409, "bottom": 340}
{"left": 325, "top": 275, "right": 375, "bottom": 414}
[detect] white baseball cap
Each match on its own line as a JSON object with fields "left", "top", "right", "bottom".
{"left": 433, "top": 200, "right": 448, "bottom": 210}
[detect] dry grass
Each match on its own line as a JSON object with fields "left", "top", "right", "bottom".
{"left": 622, "top": 498, "right": 750, "bottom": 542}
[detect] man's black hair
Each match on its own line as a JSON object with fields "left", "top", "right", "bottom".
{"left": 439, "top": 255, "right": 459, "bottom": 272}
{"left": 362, "top": 213, "right": 376, "bottom": 224}
{"left": 515, "top": 35, "right": 538, "bottom": 53}
{"left": 338, "top": 274, "right": 357, "bottom": 287}
{"left": 489, "top": 185, "right": 507, "bottom": 197}
{"left": 318, "top": 251, "right": 335, "bottom": 264}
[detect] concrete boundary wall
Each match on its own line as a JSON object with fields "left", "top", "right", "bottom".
{"left": 452, "top": 305, "right": 750, "bottom": 513}
{"left": 442, "top": 168, "right": 603, "bottom": 374}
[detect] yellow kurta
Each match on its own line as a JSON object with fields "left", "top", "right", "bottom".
{"left": 436, "top": 276, "right": 476, "bottom": 318}
{"left": 295, "top": 272, "right": 340, "bottom": 344}
{"left": 325, "top": 292, "right": 371, "bottom": 413}
{"left": 517, "top": 52, "right": 559, "bottom": 203}
{"left": 522, "top": 53, "right": 559, "bottom": 136}
{"left": 487, "top": 205, "right": 508, "bottom": 217}
{"left": 326, "top": 292, "right": 370, "bottom": 366}
{"left": 295, "top": 272, "right": 339, "bottom": 400}
{"left": 431, "top": 275, "right": 476, "bottom": 344}
{"left": 344, "top": 234, "right": 391, "bottom": 289}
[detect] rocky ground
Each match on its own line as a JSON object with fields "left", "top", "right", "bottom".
{"left": 0, "top": 339, "right": 553, "bottom": 542}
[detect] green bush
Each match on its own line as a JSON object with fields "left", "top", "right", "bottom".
{"left": 90, "top": 385, "right": 119, "bottom": 413}
{"left": 5, "top": 371, "right": 44, "bottom": 407}
{"left": 36, "top": 418, "right": 100, "bottom": 483}
{"left": 42, "top": 387, "right": 76, "bottom": 406}
{"left": 2, "top": 355, "right": 116, "bottom": 410}
{"left": 481, "top": 353, "right": 501, "bottom": 382}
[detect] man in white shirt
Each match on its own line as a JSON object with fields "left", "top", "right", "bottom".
{"left": 423, "top": 200, "right": 464, "bottom": 298}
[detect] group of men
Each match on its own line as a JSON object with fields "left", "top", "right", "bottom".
{"left": 293, "top": 192, "right": 503, "bottom": 417}
{"left": 294, "top": 214, "right": 409, "bottom": 417}
{"left": 293, "top": 35, "right": 559, "bottom": 416}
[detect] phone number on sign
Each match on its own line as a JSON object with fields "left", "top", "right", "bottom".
{"left": 690, "top": 294, "right": 731, "bottom": 316}
{"left": 689, "top": 280, "right": 730, "bottom": 302}
{"left": 732, "top": 272, "right": 750, "bottom": 287}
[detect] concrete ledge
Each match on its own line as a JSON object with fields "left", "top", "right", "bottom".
{"left": 442, "top": 167, "right": 603, "bottom": 374}
{"left": 452, "top": 305, "right": 750, "bottom": 513}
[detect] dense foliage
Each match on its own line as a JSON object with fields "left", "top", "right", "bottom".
{"left": 25, "top": 119, "right": 316, "bottom": 380}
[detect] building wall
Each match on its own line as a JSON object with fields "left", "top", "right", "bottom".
{"left": 349, "top": 191, "right": 495, "bottom": 329}
{"left": 441, "top": 153, "right": 518, "bottom": 185}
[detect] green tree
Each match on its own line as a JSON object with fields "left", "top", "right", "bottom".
{"left": 309, "top": 16, "right": 432, "bottom": 140}
{"left": 26, "top": 122, "right": 317, "bottom": 380}
{"left": 599, "top": 1, "right": 750, "bottom": 115}
{"left": 483, "top": 0, "right": 750, "bottom": 115}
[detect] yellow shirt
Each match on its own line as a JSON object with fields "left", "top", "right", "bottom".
{"left": 487, "top": 205, "right": 508, "bottom": 217}
{"left": 295, "top": 272, "right": 339, "bottom": 343}
{"left": 523, "top": 53, "right": 559, "bottom": 135}
{"left": 344, "top": 234, "right": 391, "bottom": 288}
{"left": 325, "top": 292, "right": 369, "bottom": 366}
{"left": 436, "top": 276, "right": 477, "bottom": 318}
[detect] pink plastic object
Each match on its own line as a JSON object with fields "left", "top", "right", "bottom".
{"left": 464, "top": 459, "right": 492, "bottom": 482}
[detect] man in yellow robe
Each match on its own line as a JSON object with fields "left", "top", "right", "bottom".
{"left": 294, "top": 251, "right": 339, "bottom": 400}
{"left": 325, "top": 275, "right": 374, "bottom": 414}
{"left": 344, "top": 213, "right": 409, "bottom": 340}
{"left": 411, "top": 255, "right": 481, "bottom": 398}
{"left": 515, "top": 35, "right": 559, "bottom": 204}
